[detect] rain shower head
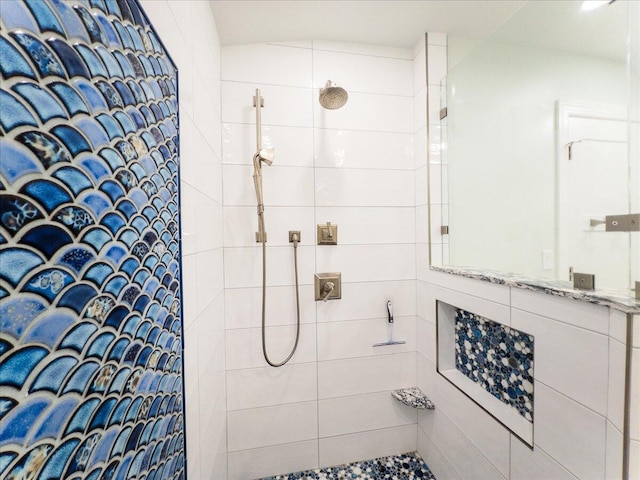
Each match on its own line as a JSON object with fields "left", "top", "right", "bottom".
{"left": 319, "top": 80, "right": 348, "bottom": 110}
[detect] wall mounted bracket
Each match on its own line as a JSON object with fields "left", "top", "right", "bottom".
{"left": 573, "top": 272, "right": 595, "bottom": 290}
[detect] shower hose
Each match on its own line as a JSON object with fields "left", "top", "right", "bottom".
{"left": 258, "top": 212, "right": 301, "bottom": 367}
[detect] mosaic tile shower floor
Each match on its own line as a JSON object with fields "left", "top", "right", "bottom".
{"left": 259, "top": 452, "right": 436, "bottom": 480}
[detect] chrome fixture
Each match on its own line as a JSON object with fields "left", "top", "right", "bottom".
{"left": 317, "top": 221, "right": 338, "bottom": 245}
{"left": 252, "top": 89, "right": 302, "bottom": 367}
{"left": 373, "top": 300, "right": 407, "bottom": 347}
{"left": 319, "top": 80, "right": 348, "bottom": 110}
{"left": 314, "top": 273, "right": 341, "bottom": 301}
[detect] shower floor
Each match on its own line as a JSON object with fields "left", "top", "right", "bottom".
{"left": 259, "top": 451, "right": 436, "bottom": 479}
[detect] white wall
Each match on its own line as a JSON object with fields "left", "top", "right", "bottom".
{"left": 139, "top": 2, "right": 226, "bottom": 479}
{"left": 221, "top": 40, "right": 419, "bottom": 479}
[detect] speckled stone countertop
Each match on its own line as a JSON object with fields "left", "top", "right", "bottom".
{"left": 431, "top": 266, "right": 640, "bottom": 314}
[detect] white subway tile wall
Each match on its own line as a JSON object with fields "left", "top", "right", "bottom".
{"left": 140, "top": 2, "right": 226, "bottom": 479}
{"left": 222, "top": 40, "right": 419, "bottom": 478}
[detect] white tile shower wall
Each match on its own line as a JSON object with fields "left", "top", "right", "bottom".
{"left": 222, "top": 40, "right": 417, "bottom": 478}
{"left": 140, "top": 2, "right": 226, "bottom": 479}
{"left": 417, "top": 271, "right": 628, "bottom": 480}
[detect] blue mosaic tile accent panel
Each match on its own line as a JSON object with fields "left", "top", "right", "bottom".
{"left": 0, "top": 1, "right": 185, "bottom": 479}
{"left": 260, "top": 452, "right": 436, "bottom": 480}
{"left": 455, "top": 309, "right": 534, "bottom": 421}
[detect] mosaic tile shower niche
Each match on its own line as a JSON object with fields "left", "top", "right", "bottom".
{"left": 436, "top": 301, "right": 534, "bottom": 445}
{"left": 454, "top": 309, "right": 534, "bottom": 422}
{"left": 0, "top": 1, "right": 185, "bottom": 478}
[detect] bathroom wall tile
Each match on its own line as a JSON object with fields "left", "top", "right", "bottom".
{"left": 418, "top": 406, "right": 506, "bottom": 480}
{"left": 413, "top": 46, "right": 426, "bottom": 96}
{"left": 195, "top": 196, "right": 223, "bottom": 252}
{"left": 414, "top": 90, "right": 427, "bottom": 131}
{"left": 185, "top": 385, "right": 202, "bottom": 479}
{"left": 227, "top": 401, "right": 318, "bottom": 451}
{"left": 609, "top": 309, "right": 628, "bottom": 343}
{"left": 225, "top": 285, "right": 317, "bottom": 329}
{"left": 417, "top": 243, "right": 432, "bottom": 279}
{"left": 632, "top": 347, "right": 640, "bottom": 441}
{"left": 605, "top": 421, "right": 624, "bottom": 480}
{"left": 429, "top": 164, "right": 443, "bottom": 205}
{"left": 634, "top": 315, "right": 640, "bottom": 347}
{"left": 427, "top": 44, "right": 447, "bottom": 87}
{"left": 607, "top": 337, "right": 626, "bottom": 431}
{"left": 222, "top": 43, "right": 313, "bottom": 87}
{"left": 315, "top": 244, "right": 416, "bottom": 283}
{"left": 318, "top": 352, "right": 416, "bottom": 399}
{"left": 416, "top": 205, "right": 428, "bottom": 244}
{"left": 429, "top": 203, "right": 443, "bottom": 245}
{"left": 315, "top": 168, "right": 415, "bottom": 207}
{"left": 223, "top": 164, "right": 315, "bottom": 207}
{"left": 181, "top": 182, "right": 198, "bottom": 255}
{"left": 319, "top": 424, "right": 417, "bottom": 468}
{"left": 416, "top": 281, "right": 433, "bottom": 322}
{"left": 316, "top": 280, "right": 416, "bottom": 323}
{"left": 425, "top": 269, "right": 511, "bottom": 305}
{"left": 417, "top": 425, "right": 461, "bottom": 480}
{"left": 223, "top": 123, "right": 314, "bottom": 167}
{"left": 512, "top": 308, "right": 609, "bottom": 415}
{"left": 314, "top": 207, "right": 415, "bottom": 245}
{"left": 425, "top": 283, "right": 511, "bottom": 327}
{"left": 319, "top": 391, "right": 417, "bottom": 437}
{"left": 313, "top": 129, "right": 414, "bottom": 170}
{"left": 317, "top": 316, "right": 416, "bottom": 361}
{"left": 199, "top": 408, "right": 227, "bottom": 480}
{"left": 313, "top": 49, "right": 413, "bottom": 96}
{"left": 224, "top": 245, "right": 315, "bottom": 288}
{"left": 418, "top": 353, "right": 510, "bottom": 477}
{"left": 416, "top": 317, "right": 436, "bottom": 364}
{"left": 510, "top": 288, "right": 609, "bottom": 334}
{"left": 313, "top": 91, "right": 413, "bottom": 133}
{"left": 196, "top": 248, "right": 224, "bottom": 314}
{"left": 181, "top": 254, "right": 198, "bottom": 328}
{"left": 415, "top": 165, "right": 428, "bottom": 207}
{"left": 228, "top": 440, "right": 319, "bottom": 480}
{"left": 534, "top": 382, "right": 606, "bottom": 480}
{"left": 414, "top": 125, "right": 427, "bottom": 167}
{"left": 313, "top": 40, "right": 413, "bottom": 60}
{"left": 226, "top": 324, "right": 317, "bottom": 370}
{"left": 222, "top": 81, "right": 313, "bottom": 127}
{"left": 510, "top": 436, "right": 578, "bottom": 480}
{"left": 223, "top": 206, "right": 315, "bottom": 247}
{"left": 227, "top": 362, "right": 318, "bottom": 411}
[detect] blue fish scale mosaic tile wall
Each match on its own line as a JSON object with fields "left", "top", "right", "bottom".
{"left": 454, "top": 309, "right": 534, "bottom": 421}
{"left": 0, "top": 0, "right": 185, "bottom": 478}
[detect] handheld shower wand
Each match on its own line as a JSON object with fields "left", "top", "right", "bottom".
{"left": 252, "top": 89, "right": 301, "bottom": 367}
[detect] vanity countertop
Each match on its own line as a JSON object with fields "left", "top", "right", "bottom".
{"left": 431, "top": 265, "right": 640, "bottom": 314}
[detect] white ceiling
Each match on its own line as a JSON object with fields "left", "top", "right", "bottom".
{"left": 210, "top": 0, "right": 527, "bottom": 49}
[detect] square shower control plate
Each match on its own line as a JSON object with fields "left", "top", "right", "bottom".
{"left": 315, "top": 273, "right": 342, "bottom": 301}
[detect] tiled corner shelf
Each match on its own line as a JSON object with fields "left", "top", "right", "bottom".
{"left": 391, "top": 387, "right": 435, "bottom": 410}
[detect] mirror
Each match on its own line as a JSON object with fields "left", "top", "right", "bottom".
{"left": 437, "top": 0, "right": 639, "bottom": 296}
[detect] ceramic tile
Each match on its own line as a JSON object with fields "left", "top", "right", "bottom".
{"left": 0, "top": 1, "right": 186, "bottom": 478}
{"left": 262, "top": 451, "right": 434, "bottom": 480}
{"left": 313, "top": 49, "right": 413, "bottom": 96}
